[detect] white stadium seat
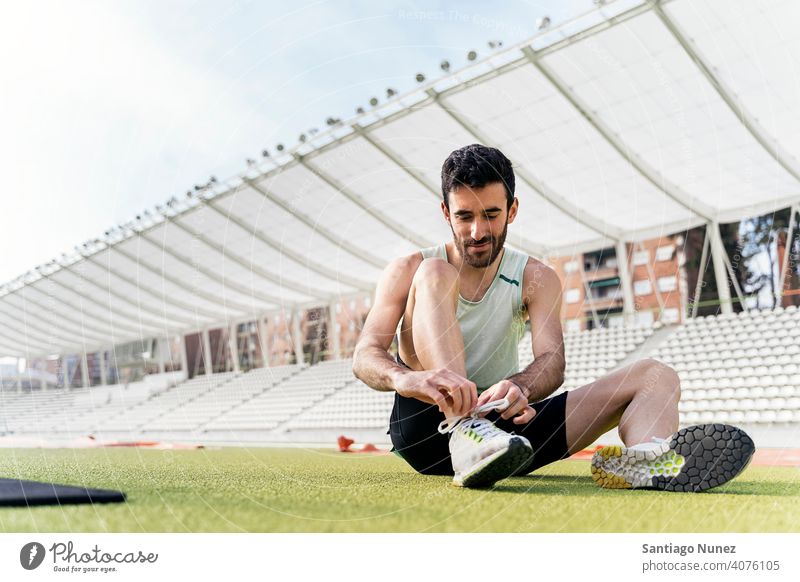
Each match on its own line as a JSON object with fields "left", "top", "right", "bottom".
{"left": 3, "top": 310, "right": 797, "bottom": 442}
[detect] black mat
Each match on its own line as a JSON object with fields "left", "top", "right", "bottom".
{"left": 0, "top": 478, "right": 126, "bottom": 507}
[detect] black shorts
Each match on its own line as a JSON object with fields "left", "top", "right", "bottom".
{"left": 389, "top": 356, "right": 571, "bottom": 475}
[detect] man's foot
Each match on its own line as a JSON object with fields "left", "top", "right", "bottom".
{"left": 439, "top": 398, "right": 534, "bottom": 488}
{"left": 591, "top": 424, "right": 755, "bottom": 492}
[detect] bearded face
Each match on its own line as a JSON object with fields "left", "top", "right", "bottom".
{"left": 444, "top": 182, "right": 517, "bottom": 269}
{"left": 451, "top": 215, "right": 509, "bottom": 268}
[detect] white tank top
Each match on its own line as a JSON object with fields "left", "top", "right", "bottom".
{"left": 420, "top": 243, "right": 529, "bottom": 392}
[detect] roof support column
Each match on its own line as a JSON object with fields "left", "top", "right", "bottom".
{"left": 157, "top": 338, "right": 166, "bottom": 375}
{"left": 291, "top": 309, "right": 305, "bottom": 366}
{"left": 99, "top": 350, "right": 108, "bottom": 386}
{"left": 778, "top": 203, "right": 799, "bottom": 302}
{"left": 690, "top": 228, "right": 711, "bottom": 319}
{"left": 708, "top": 221, "right": 733, "bottom": 314}
{"left": 179, "top": 334, "right": 189, "bottom": 380}
{"left": 63, "top": 356, "right": 70, "bottom": 389}
{"left": 16, "top": 358, "right": 22, "bottom": 392}
{"left": 615, "top": 241, "right": 635, "bottom": 325}
{"left": 328, "top": 302, "right": 340, "bottom": 360}
{"left": 202, "top": 328, "right": 213, "bottom": 377}
{"left": 228, "top": 323, "right": 241, "bottom": 373}
{"left": 722, "top": 249, "right": 748, "bottom": 312}
{"left": 80, "top": 351, "right": 90, "bottom": 388}
{"left": 258, "top": 316, "right": 270, "bottom": 368}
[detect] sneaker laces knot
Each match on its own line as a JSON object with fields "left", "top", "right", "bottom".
{"left": 437, "top": 397, "right": 511, "bottom": 435}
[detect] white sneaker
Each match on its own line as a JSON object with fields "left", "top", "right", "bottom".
{"left": 438, "top": 398, "right": 534, "bottom": 488}
{"left": 591, "top": 424, "right": 755, "bottom": 492}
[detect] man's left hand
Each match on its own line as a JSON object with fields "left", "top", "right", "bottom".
{"left": 475, "top": 379, "right": 536, "bottom": 425}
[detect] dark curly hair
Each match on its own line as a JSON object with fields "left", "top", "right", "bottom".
{"left": 440, "top": 144, "right": 515, "bottom": 210}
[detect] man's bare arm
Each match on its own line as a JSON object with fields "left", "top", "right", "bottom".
{"left": 353, "top": 346, "right": 408, "bottom": 393}
{"left": 508, "top": 262, "right": 566, "bottom": 403}
{"left": 508, "top": 350, "right": 565, "bottom": 403}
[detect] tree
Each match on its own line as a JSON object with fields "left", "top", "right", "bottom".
{"left": 740, "top": 208, "right": 791, "bottom": 309}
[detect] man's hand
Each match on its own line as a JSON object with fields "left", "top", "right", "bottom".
{"left": 394, "top": 368, "right": 477, "bottom": 418}
{"left": 475, "top": 379, "right": 536, "bottom": 425}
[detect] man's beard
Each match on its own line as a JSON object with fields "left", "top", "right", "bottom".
{"left": 453, "top": 219, "right": 508, "bottom": 268}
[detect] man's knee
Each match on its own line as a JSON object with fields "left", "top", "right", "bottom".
{"left": 634, "top": 357, "right": 681, "bottom": 401}
{"left": 412, "top": 258, "right": 459, "bottom": 294}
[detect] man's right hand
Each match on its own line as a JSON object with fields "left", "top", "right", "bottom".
{"left": 393, "top": 368, "right": 478, "bottom": 418}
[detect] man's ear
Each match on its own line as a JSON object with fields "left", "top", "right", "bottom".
{"left": 507, "top": 197, "right": 519, "bottom": 224}
{"left": 441, "top": 200, "right": 451, "bottom": 225}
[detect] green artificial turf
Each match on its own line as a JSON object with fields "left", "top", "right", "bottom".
{"left": 0, "top": 447, "right": 797, "bottom": 532}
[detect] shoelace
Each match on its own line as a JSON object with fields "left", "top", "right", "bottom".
{"left": 437, "top": 397, "right": 511, "bottom": 435}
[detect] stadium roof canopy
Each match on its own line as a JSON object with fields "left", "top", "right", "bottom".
{"left": 2, "top": 0, "right": 800, "bottom": 358}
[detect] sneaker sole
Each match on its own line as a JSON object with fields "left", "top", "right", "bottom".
{"left": 590, "top": 424, "right": 755, "bottom": 492}
{"left": 453, "top": 437, "right": 533, "bottom": 488}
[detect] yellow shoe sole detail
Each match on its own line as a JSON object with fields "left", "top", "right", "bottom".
{"left": 590, "top": 452, "right": 632, "bottom": 489}
{"left": 591, "top": 444, "right": 686, "bottom": 489}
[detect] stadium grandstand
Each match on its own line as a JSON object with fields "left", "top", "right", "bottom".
{"left": 1, "top": 0, "right": 799, "bottom": 456}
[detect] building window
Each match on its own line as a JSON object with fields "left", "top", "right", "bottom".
{"left": 565, "top": 288, "right": 580, "bottom": 304}
{"left": 633, "top": 250, "right": 649, "bottom": 266}
{"left": 657, "top": 275, "right": 677, "bottom": 292}
{"left": 636, "top": 311, "right": 654, "bottom": 326}
{"left": 634, "top": 279, "right": 652, "bottom": 296}
{"left": 655, "top": 244, "right": 675, "bottom": 262}
{"left": 564, "top": 260, "right": 579, "bottom": 274}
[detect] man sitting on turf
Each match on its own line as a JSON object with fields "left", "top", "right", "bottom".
{"left": 352, "top": 144, "right": 754, "bottom": 490}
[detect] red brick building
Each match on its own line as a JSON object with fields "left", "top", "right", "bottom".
{"left": 548, "top": 235, "right": 688, "bottom": 332}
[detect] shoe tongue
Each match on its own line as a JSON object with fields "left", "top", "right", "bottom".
{"left": 466, "top": 417, "right": 498, "bottom": 437}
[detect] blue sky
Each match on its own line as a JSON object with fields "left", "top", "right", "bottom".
{"left": 0, "top": 0, "right": 591, "bottom": 285}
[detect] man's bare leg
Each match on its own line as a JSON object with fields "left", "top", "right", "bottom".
{"left": 564, "top": 357, "right": 681, "bottom": 454}
{"left": 564, "top": 357, "right": 755, "bottom": 492}
{"left": 398, "top": 258, "right": 467, "bottom": 377}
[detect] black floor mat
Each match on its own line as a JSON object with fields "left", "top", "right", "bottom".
{"left": 0, "top": 478, "right": 126, "bottom": 507}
